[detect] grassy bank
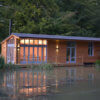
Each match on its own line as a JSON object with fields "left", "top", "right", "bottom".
{"left": 0, "top": 56, "right": 54, "bottom": 70}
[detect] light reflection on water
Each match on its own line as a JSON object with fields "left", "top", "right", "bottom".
{"left": 0, "top": 67, "right": 100, "bottom": 100}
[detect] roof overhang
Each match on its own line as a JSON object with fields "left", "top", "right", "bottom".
{"left": 11, "top": 33, "right": 100, "bottom": 42}
{"left": 0, "top": 34, "right": 19, "bottom": 44}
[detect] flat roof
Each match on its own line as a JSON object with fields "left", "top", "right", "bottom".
{"left": 12, "top": 33, "right": 100, "bottom": 41}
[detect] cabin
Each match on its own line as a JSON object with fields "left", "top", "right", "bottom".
{"left": 1, "top": 33, "right": 100, "bottom": 65}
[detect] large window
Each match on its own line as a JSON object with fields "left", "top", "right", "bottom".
{"left": 20, "top": 39, "right": 47, "bottom": 45}
{"left": 20, "top": 39, "right": 47, "bottom": 64}
{"left": 88, "top": 42, "right": 94, "bottom": 56}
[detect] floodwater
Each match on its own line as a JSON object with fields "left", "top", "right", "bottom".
{"left": 0, "top": 67, "right": 100, "bottom": 100}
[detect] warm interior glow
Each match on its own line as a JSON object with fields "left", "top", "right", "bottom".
{"left": 34, "top": 47, "right": 37, "bottom": 61}
{"left": 30, "top": 39, "right": 34, "bottom": 45}
{"left": 20, "top": 39, "right": 47, "bottom": 45}
{"left": 30, "top": 47, "right": 33, "bottom": 61}
{"left": 43, "top": 47, "right": 46, "bottom": 61}
{"left": 34, "top": 40, "right": 38, "bottom": 45}
{"left": 39, "top": 47, "right": 42, "bottom": 61}
{"left": 17, "top": 44, "right": 20, "bottom": 47}
{"left": 25, "top": 47, "right": 28, "bottom": 62}
{"left": 39, "top": 40, "right": 42, "bottom": 45}
{"left": 20, "top": 39, "right": 24, "bottom": 44}
{"left": 43, "top": 40, "right": 47, "bottom": 45}
{"left": 20, "top": 47, "right": 24, "bottom": 60}
{"left": 25, "top": 39, "right": 29, "bottom": 44}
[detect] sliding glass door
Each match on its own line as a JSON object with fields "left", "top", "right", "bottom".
{"left": 20, "top": 46, "right": 47, "bottom": 64}
{"left": 66, "top": 42, "right": 76, "bottom": 63}
{"left": 19, "top": 39, "right": 47, "bottom": 64}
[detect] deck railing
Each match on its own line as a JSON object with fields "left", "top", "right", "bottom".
{"left": 6, "top": 55, "right": 99, "bottom": 64}
{"left": 17, "top": 56, "right": 84, "bottom": 65}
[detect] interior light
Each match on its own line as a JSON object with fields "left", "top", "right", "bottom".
{"left": 34, "top": 40, "right": 38, "bottom": 45}
{"left": 30, "top": 39, "right": 34, "bottom": 45}
{"left": 39, "top": 40, "right": 42, "bottom": 45}
{"left": 17, "top": 44, "right": 20, "bottom": 47}
{"left": 25, "top": 39, "right": 29, "bottom": 44}
{"left": 56, "top": 44, "right": 59, "bottom": 53}
{"left": 56, "top": 45, "right": 59, "bottom": 49}
{"left": 43, "top": 40, "right": 47, "bottom": 45}
{"left": 20, "top": 39, "right": 24, "bottom": 44}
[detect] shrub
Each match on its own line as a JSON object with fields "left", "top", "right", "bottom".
{"left": 0, "top": 56, "right": 5, "bottom": 69}
{"left": 95, "top": 60, "right": 100, "bottom": 71}
{"left": 39, "top": 63, "right": 54, "bottom": 70}
{"left": 95, "top": 60, "right": 100, "bottom": 66}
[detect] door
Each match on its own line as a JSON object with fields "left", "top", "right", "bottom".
{"left": 20, "top": 46, "right": 47, "bottom": 64}
{"left": 7, "top": 44, "right": 15, "bottom": 64}
{"left": 66, "top": 42, "right": 76, "bottom": 63}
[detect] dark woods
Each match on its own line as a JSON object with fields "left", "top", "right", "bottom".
{"left": 0, "top": 0, "right": 100, "bottom": 42}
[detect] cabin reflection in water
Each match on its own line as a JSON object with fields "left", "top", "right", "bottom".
{"left": 2, "top": 71, "right": 47, "bottom": 96}
{"left": 1, "top": 67, "right": 97, "bottom": 98}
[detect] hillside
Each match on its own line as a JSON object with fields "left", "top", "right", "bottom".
{"left": 0, "top": 0, "right": 100, "bottom": 42}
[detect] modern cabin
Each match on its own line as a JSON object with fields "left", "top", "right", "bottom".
{"left": 1, "top": 33, "right": 100, "bottom": 65}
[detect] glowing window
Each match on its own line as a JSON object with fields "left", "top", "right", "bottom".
{"left": 43, "top": 40, "right": 47, "bottom": 45}
{"left": 30, "top": 47, "right": 33, "bottom": 61}
{"left": 34, "top": 47, "right": 37, "bottom": 61}
{"left": 43, "top": 47, "right": 46, "bottom": 61}
{"left": 25, "top": 39, "right": 29, "bottom": 45}
{"left": 39, "top": 40, "right": 42, "bottom": 45}
{"left": 39, "top": 47, "right": 42, "bottom": 61}
{"left": 20, "top": 47, "right": 24, "bottom": 60}
{"left": 30, "top": 39, "right": 34, "bottom": 45}
{"left": 20, "top": 39, "right": 24, "bottom": 44}
{"left": 34, "top": 40, "right": 38, "bottom": 45}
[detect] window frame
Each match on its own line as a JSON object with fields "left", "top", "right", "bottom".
{"left": 88, "top": 42, "right": 94, "bottom": 56}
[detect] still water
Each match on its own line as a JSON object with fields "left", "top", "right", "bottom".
{"left": 0, "top": 67, "right": 100, "bottom": 100}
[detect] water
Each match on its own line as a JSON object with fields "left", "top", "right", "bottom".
{"left": 0, "top": 67, "right": 100, "bottom": 100}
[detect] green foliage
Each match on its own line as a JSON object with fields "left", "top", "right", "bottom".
{"left": 0, "top": 45, "right": 1, "bottom": 54}
{"left": 95, "top": 60, "right": 100, "bottom": 66}
{"left": 0, "top": 56, "right": 20, "bottom": 69}
{"left": 95, "top": 60, "right": 100, "bottom": 71}
{"left": 4, "top": 63, "right": 20, "bottom": 69}
{"left": 39, "top": 63, "right": 54, "bottom": 70}
{"left": 0, "top": 56, "right": 5, "bottom": 69}
{"left": 30, "top": 63, "right": 54, "bottom": 70}
{"left": 0, "top": 0, "right": 100, "bottom": 41}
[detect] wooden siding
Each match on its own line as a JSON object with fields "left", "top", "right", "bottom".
{"left": 1, "top": 41, "right": 7, "bottom": 63}
{"left": 76, "top": 41, "right": 100, "bottom": 64}
{"left": 47, "top": 40, "right": 66, "bottom": 64}
{"left": 1, "top": 35, "right": 19, "bottom": 64}
{"left": 47, "top": 40, "right": 100, "bottom": 64}
{"left": 1, "top": 35, "right": 100, "bottom": 65}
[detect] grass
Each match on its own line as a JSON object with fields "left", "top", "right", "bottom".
{"left": 4, "top": 64, "right": 21, "bottom": 70}
{"left": 0, "top": 56, "right": 54, "bottom": 70}
{"left": 39, "top": 63, "right": 54, "bottom": 70}
{"left": 29, "top": 63, "right": 54, "bottom": 70}
{"left": 0, "top": 56, "right": 21, "bottom": 70}
{"left": 0, "top": 55, "right": 54, "bottom": 70}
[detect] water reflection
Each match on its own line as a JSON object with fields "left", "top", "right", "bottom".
{"left": 1, "top": 71, "right": 47, "bottom": 97}
{"left": 0, "top": 67, "right": 100, "bottom": 100}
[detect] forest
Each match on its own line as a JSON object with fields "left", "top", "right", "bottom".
{"left": 0, "top": 0, "right": 100, "bottom": 45}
